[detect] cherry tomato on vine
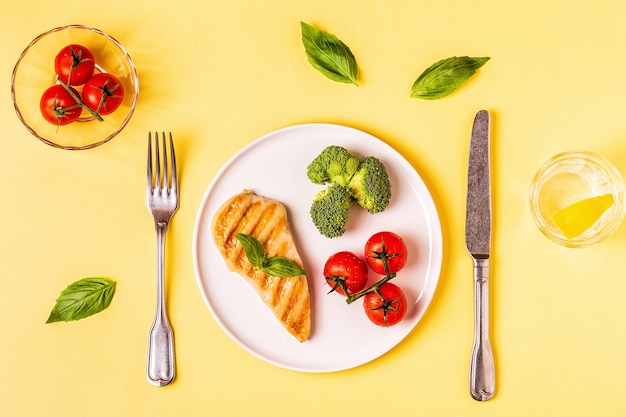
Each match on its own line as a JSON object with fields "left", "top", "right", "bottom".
{"left": 82, "top": 73, "right": 125, "bottom": 115}
{"left": 40, "top": 84, "right": 82, "bottom": 126}
{"left": 323, "top": 251, "right": 369, "bottom": 296}
{"left": 363, "top": 282, "right": 407, "bottom": 327}
{"left": 364, "top": 231, "right": 408, "bottom": 275}
{"left": 54, "top": 44, "right": 95, "bottom": 86}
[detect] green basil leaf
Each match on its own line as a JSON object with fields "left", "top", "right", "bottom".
{"left": 46, "top": 277, "right": 116, "bottom": 323}
{"left": 235, "top": 233, "right": 268, "bottom": 268}
{"left": 300, "top": 21, "right": 358, "bottom": 85}
{"left": 410, "top": 56, "right": 490, "bottom": 100}
{"left": 263, "top": 256, "right": 307, "bottom": 278}
{"left": 235, "top": 233, "right": 307, "bottom": 277}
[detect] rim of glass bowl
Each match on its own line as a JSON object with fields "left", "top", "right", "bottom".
{"left": 11, "top": 24, "right": 139, "bottom": 150}
{"left": 528, "top": 150, "right": 625, "bottom": 248}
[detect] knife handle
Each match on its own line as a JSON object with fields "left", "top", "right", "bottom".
{"left": 470, "top": 257, "right": 495, "bottom": 401}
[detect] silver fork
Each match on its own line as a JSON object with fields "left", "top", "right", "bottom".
{"left": 146, "top": 132, "right": 179, "bottom": 386}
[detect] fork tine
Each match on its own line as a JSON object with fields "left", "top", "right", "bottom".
{"left": 155, "top": 131, "right": 161, "bottom": 190}
{"left": 169, "top": 133, "right": 177, "bottom": 191}
{"left": 161, "top": 132, "right": 169, "bottom": 190}
{"left": 147, "top": 132, "right": 153, "bottom": 190}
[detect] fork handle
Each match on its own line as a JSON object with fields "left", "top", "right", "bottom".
{"left": 147, "top": 311, "right": 175, "bottom": 386}
{"left": 147, "top": 225, "right": 175, "bottom": 386}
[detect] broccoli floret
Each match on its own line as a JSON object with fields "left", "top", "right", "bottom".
{"left": 347, "top": 156, "right": 391, "bottom": 214}
{"left": 307, "top": 146, "right": 360, "bottom": 186}
{"left": 309, "top": 184, "right": 354, "bottom": 238}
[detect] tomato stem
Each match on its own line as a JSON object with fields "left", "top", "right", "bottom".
{"left": 90, "top": 78, "right": 122, "bottom": 116}
{"left": 372, "top": 239, "right": 399, "bottom": 276}
{"left": 56, "top": 76, "right": 104, "bottom": 122}
{"left": 368, "top": 290, "right": 404, "bottom": 325}
{"left": 345, "top": 271, "right": 396, "bottom": 304}
{"left": 345, "top": 239, "right": 399, "bottom": 304}
{"left": 325, "top": 275, "right": 348, "bottom": 295}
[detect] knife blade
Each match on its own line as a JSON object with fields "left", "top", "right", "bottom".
{"left": 465, "top": 109, "right": 495, "bottom": 401}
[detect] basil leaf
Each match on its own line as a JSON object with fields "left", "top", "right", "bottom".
{"left": 300, "top": 21, "right": 358, "bottom": 85}
{"left": 410, "top": 56, "right": 490, "bottom": 100}
{"left": 46, "top": 277, "right": 116, "bottom": 323}
{"left": 235, "top": 233, "right": 268, "bottom": 268}
{"left": 263, "top": 256, "right": 307, "bottom": 278}
{"left": 235, "top": 233, "right": 307, "bottom": 277}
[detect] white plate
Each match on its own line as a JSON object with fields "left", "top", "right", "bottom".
{"left": 192, "top": 123, "right": 443, "bottom": 373}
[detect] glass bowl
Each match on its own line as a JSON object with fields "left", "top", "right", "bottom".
{"left": 529, "top": 151, "right": 625, "bottom": 247}
{"left": 11, "top": 25, "right": 139, "bottom": 150}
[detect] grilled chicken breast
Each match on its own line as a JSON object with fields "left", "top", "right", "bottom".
{"left": 212, "top": 190, "right": 311, "bottom": 342}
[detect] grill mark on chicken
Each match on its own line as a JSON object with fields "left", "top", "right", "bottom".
{"left": 272, "top": 275, "right": 287, "bottom": 310}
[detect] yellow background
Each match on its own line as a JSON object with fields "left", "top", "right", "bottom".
{"left": 2, "top": 0, "right": 626, "bottom": 416}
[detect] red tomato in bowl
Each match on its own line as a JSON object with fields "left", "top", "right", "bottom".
{"left": 82, "top": 73, "right": 125, "bottom": 115}
{"left": 323, "top": 251, "right": 369, "bottom": 296}
{"left": 363, "top": 282, "right": 407, "bottom": 327}
{"left": 40, "top": 84, "right": 82, "bottom": 126}
{"left": 364, "top": 231, "right": 408, "bottom": 276}
{"left": 54, "top": 44, "right": 95, "bottom": 86}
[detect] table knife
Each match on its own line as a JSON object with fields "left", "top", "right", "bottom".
{"left": 465, "top": 109, "right": 495, "bottom": 401}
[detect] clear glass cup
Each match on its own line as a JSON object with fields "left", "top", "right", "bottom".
{"left": 11, "top": 25, "right": 139, "bottom": 150}
{"left": 529, "top": 151, "right": 625, "bottom": 247}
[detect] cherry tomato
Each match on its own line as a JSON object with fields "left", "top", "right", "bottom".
{"left": 54, "top": 44, "right": 95, "bottom": 86}
{"left": 323, "top": 251, "right": 369, "bottom": 296}
{"left": 364, "top": 231, "right": 408, "bottom": 275}
{"left": 40, "top": 84, "right": 82, "bottom": 126}
{"left": 82, "top": 73, "right": 124, "bottom": 115}
{"left": 363, "top": 282, "right": 407, "bottom": 326}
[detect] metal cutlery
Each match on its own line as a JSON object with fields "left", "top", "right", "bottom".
{"left": 146, "top": 132, "right": 179, "bottom": 386}
{"left": 465, "top": 110, "right": 495, "bottom": 401}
